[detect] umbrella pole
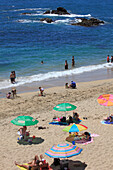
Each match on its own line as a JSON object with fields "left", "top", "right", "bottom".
{"left": 65, "top": 112, "right": 66, "bottom": 118}
{"left": 108, "top": 107, "right": 110, "bottom": 116}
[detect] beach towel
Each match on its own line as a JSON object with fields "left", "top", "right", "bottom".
{"left": 75, "top": 138, "right": 94, "bottom": 145}
{"left": 49, "top": 119, "right": 82, "bottom": 126}
{"left": 49, "top": 121, "right": 68, "bottom": 125}
{"left": 66, "top": 134, "right": 99, "bottom": 145}
{"left": 17, "top": 163, "right": 28, "bottom": 170}
{"left": 101, "top": 120, "right": 113, "bottom": 125}
{"left": 17, "top": 164, "right": 53, "bottom": 170}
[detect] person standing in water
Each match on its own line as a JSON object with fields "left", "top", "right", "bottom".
{"left": 107, "top": 55, "right": 110, "bottom": 63}
{"left": 111, "top": 56, "right": 113, "bottom": 63}
{"left": 65, "top": 60, "right": 68, "bottom": 69}
{"left": 72, "top": 56, "right": 75, "bottom": 67}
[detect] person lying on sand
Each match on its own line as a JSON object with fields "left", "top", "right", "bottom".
{"left": 104, "top": 115, "right": 113, "bottom": 122}
{"left": 15, "top": 155, "right": 50, "bottom": 170}
{"left": 66, "top": 132, "right": 91, "bottom": 143}
{"left": 15, "top": 155, "right": 40, "bottom": 170}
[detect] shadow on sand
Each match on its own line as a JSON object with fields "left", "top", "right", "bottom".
{"left": 17, "top": 137, "right": 44, "bottom": 145}
{"left": 50, "top": 160, "right": 87, "bottom": 170}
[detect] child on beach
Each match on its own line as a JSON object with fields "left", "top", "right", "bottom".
{"left": 11, "top": 88, "right": 17, "bottom": 98}
{"left": 6, "top": 92, "right": 11, "bottom": 99}
{"left": 39, "top": 87, "right": 44, "bottom": 96}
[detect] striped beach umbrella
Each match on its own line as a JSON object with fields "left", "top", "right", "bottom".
{"left": 45, "top": 143, "right": 82, "bottom": 158}
{"left": 63, "top": 123, "right": 88, "bottom": 133}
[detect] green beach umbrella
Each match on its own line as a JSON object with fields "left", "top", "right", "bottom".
{"left": 53, "top": 103, "right": 77, "bottom": 116}
{"left": 53, "top": 103, "right": 77, "bottom": 112}
{"left": 11, "top": 115, "right": 39, "bottom": 126}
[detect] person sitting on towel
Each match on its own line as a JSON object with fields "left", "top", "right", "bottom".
{"left": 73, "top": 112, "right": 80, "bottom": 121}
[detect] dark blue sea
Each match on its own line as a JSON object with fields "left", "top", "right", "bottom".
{"left": 0, "top": 0, "right": 113, "bottom": 90}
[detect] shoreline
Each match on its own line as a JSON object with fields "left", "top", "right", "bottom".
{"left": 1, "top": 67, "right": 113, "bottom": 98}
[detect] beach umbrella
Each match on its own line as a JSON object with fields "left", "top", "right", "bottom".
{"left": 97, "top": 94, "right": 113, "bottom": 106}
{"left": 11, "top": 115, "right": 39, "bottom": 126}
{"left": 45, "top": 143, "right": 82, "bottom": 158}
{"left": 97, "top": 94, "right": 113, "bottom": 115}
{"left": 53, "top": 103, "right": 77, "bottom": 112}
{"left": 63, "top": 123, "right": 88, "bottom": 133}
{"left": 53, "top": 103, "right": 77, "bottom": 116}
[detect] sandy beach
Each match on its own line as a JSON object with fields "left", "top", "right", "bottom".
{"left": 1, "top": 78, "right": 113, "bottom": 170}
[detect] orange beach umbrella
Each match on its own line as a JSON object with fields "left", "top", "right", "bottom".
{"left": 97, "top": 94, "right": 113, "bottom": 106}
{"left": 97, "top": 94, "right": 113, "bottom": 115}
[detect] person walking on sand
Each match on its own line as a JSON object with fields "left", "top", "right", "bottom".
{"left": 72, "top": 56, "right": 75, "bottom": 67}
{"left": 65, "top": 60, "right": 68, "bottom": 69}
{"left": 107, "top": 55, "right": 110, "bottom": 63}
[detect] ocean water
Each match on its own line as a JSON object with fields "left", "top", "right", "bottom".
{"left": 0, "top": 0, "right": 113, "bottom": 90}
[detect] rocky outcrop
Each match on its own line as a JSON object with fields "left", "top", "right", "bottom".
{"left": 40, "top": 18, "right": 54, "bottom": 23}
{"left": 43, "top": 7, "right": 70, "bottom": 15}
{"left": 71, "top": 18, "right": 104, "bottom": 27}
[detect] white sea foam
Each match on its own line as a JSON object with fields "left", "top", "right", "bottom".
{"left": 0, "top": 63, "right": 112, "bottom": 90}
{"left": 17, "top": 19, "right": 39, "bottom": 23}
{"left": 55, "top": 18, "right": 70, "bottom": 23}
{"left": 42, "top": 13, "right": 91, "bottom": 18}
{"left": 13, "top": 8, "right": 49, "bottom": 12}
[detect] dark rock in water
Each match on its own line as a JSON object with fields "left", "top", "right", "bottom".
{"left": 71, "top": 17, "right": 104, "bottom": 27}
{"left": 44, "top": 10, "right": 51, "bottom": 14}
{"left": 22, "top": 12, "right": 31, "bottom": 15}
{"left": 40, "top": 18, "right": 54, "bottom": 23}
{"left": 43, "top": 7, "right": 70, "bottom": 15}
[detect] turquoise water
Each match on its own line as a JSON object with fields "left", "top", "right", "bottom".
{"left": 0, "top": 0, "right": 113, "bottom": 90}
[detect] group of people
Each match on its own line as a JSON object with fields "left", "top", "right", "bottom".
{"left": 65, "top": 56, "right": 75, "bottom": 70}
{"left": 65, "top": 81, "right": 76, "bottom": 89}
{"left": 6, "top": 88, "right": 17, "bottom": 99}
{"left": 10, "top": 71, "right": 16, "bottom": 84}
{"left": 107, "top": 55, "right": 113, "bottom": 63}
